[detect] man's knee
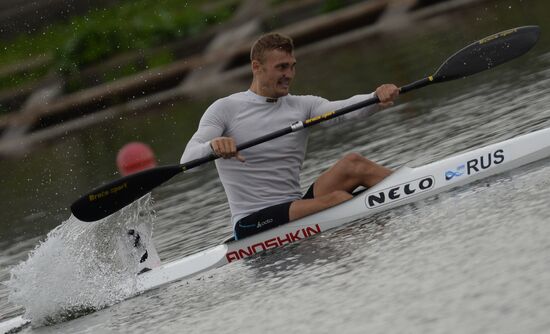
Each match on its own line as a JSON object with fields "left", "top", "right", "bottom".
{"left": 342, "top": 152, "right": 365, "bottom": 164}
{"left": 338, "top": 152, "right": 369, "bottom": 176}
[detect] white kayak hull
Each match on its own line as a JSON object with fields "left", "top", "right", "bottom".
{"left": 3, "top": 127, "right": 550, "bottom": 332}
{"left": 137, "top": 127, "right": 550, "bottom": 291}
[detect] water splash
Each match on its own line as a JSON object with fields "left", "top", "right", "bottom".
{"left": 6, "top": 195, "right": 157, "bottom": 327}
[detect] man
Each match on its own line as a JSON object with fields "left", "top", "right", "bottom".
{"left": 181, "top": 33, "right": 399, "bottom": 240}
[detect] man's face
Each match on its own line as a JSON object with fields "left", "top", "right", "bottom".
{"left": 252, "top": 49, "right": 296, "bottom": 98}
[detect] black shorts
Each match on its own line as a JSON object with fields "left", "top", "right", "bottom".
{"left": 234, "top": 183, "right": 315, "bottom": 240}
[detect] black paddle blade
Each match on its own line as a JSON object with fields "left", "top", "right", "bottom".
{"left": 71, "top": 165, "right": 184, "bottom": 222}
{"left": 433, "top": 25, "right": 540, "bottom": 82}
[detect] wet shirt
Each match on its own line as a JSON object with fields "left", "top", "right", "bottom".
{"left": 180, "top": 90, "right": 379, "bottom": 227}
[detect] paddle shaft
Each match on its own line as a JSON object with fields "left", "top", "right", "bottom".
{"left": 182, "top": 76, "right": 433, "bottom": 171}
{"left": 71, "top": 26, "right": 540, "bottom": 222}
{"left": 182, "top": 81, "right": 429, "bottom": 171}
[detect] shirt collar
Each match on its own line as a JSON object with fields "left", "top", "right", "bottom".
{"left": 245, "top": 90, "right": 284, "bottom": 103}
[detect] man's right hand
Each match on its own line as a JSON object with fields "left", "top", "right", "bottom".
{"left": 210, "top": 137, "right": 245, "bottom": 162}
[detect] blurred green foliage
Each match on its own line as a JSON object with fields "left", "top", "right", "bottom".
{"left": 56, "top": 1, "right": 236, "bottom": 74}
{"left": 0, "top": 64, "right": 50, "bottom": 91}
{"left": 0, "top": 0, "right": 364, "bottom": 93}
{"left": 270, "top": 0, "right": 359, "bottom": 13}
{"left": 319, "top": 0, "right": 347, "bottom": 13}
{"left": 0, "top": 0, "right": 236, "bottom": 89}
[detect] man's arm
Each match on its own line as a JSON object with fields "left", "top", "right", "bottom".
{"left": 180, "top": 101, "right": 245, "bottom": 165}
{"left": 180, "top": 102, "right": 225, "bottom": 165}
{"left": 209, "top": 137, "right": 245, "bottom": 162}
{"left": 309, "top": 84, "right": 399, "bottom": 124}
{"left": 180, "top": 125, "right": 221, "bottom": 165}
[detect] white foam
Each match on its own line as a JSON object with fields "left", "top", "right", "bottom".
{"left": 6, "top": 195, "right": 157, "bottom": 326}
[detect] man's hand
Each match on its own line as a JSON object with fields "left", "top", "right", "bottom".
{"left": 210, "top": 137, "right": 245, "bottom": 162}
{"left": 375, "top": 84, "right": 399, "bottom": 108}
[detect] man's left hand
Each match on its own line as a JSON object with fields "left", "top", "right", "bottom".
{"left": 376, "top": 84, "right": 399, "bottom": 108}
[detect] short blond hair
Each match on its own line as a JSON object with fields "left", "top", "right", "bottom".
{"left": 250, "top": 33, "right": 294, "bottom": 63}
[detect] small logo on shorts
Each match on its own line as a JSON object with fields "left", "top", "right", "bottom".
{"left": 257, "top": 219, "right": 273, "bottom": 229}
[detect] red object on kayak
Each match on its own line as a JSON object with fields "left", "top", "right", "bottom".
{"left": 116, "top": 142, "right": 157, "bottom": 176}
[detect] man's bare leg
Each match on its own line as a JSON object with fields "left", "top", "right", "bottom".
{"left": 289, "top": 191, "right": 352, "bottom": 221}
{"left": 289, "top": 153, "right": 391, "bottom": 221}
{"left": 312, "top": 153, "right": 391, "bottom": 196}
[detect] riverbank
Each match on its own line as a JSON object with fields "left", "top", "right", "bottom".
{"left": 0, "top": 0, "right": 500, "bottom": 159}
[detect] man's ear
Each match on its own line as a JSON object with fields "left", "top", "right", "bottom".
{"left": 251, "top": 59, "right": 261, "bottom": 73}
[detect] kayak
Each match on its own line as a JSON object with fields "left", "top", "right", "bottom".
{"left": 136, "top": 126, "right": 550, "bottom": 291}
{"left": 3, "top": 126, "right": 550, "bottom": 333}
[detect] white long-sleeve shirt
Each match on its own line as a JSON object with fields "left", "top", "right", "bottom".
{"left": 180, "top": 90, "right": 379, "bottom": 226}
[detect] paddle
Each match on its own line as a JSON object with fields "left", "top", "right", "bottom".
{"left": 71, "top": 25, "right": 540, "bottom": 222}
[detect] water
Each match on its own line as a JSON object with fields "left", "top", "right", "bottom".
{"left": 2, "top": 0, "right": 550, "bottom": 332}
{"left": 5, "top": 196, "right": 157, "bottom": 327}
